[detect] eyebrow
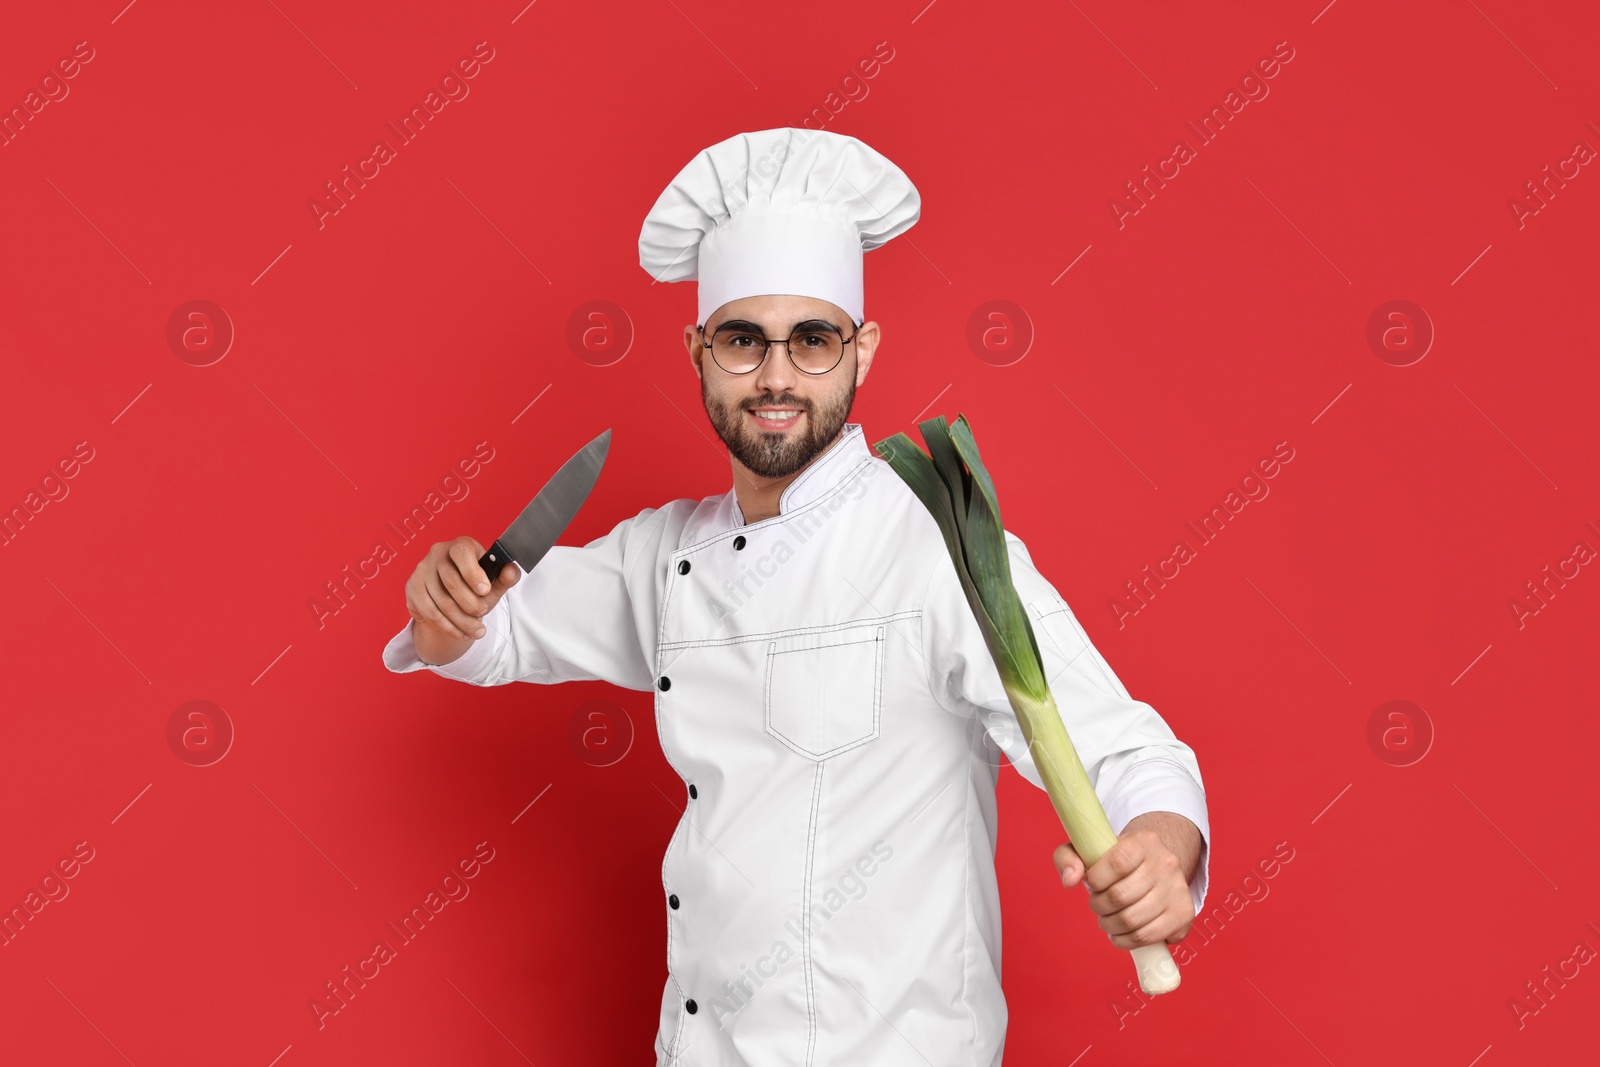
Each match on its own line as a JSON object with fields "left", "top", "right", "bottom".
{"left": 710, "top": 318, "right": 842, "bottom": 333}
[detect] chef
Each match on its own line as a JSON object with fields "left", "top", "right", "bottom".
{"left": 382, "top": 127, "right": 1211, "bottom": 1066}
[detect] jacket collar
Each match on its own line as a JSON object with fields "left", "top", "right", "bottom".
{"left": 730, "top": 421, "right": 871, "bottom": 526}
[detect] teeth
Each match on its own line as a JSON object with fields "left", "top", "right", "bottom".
{"left": 754, "top": 410, "right": 799, "bottom": 421}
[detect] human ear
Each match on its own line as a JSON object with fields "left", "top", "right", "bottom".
{"left": 853, "top": 320, "right": 880, "bottom": 384}
{"left": 684, "top": 324, "right": 705, "bottom": 379}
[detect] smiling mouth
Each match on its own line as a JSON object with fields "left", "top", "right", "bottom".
{"left": 748, "top": 408, "right": 803, "bottom": 427}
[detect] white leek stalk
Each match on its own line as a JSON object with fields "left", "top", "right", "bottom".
{"left": 875, "top": 414, "right": 1181, "bottom": 995}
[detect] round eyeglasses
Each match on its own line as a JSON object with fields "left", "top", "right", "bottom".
{"left": 698, "top": 320, "right": 860, "bottom": 375}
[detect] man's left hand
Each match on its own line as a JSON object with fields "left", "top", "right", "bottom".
{"left": 1053, "top": 812, "right": 1199, "bottom": 950}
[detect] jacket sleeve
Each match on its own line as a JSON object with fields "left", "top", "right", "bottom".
{"left": 379, "top": 507, "right": 667, "bottom": 692}
{"left": 921, "top": 526, "right": 1212, "bottom": 916}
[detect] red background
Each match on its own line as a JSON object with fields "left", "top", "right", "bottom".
{"left": 2, "top": 1, "right": 1596, "bottom": 1064}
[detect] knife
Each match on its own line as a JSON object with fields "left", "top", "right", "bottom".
{"left": 477, "top": 427, "right": 612, "bottom": 583}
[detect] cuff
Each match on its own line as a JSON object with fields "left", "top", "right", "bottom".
{"left": 380, "top": 618, "right": 502, "bottom": 685}
{"left": 1102, "top": 758, "right": 1211, "bottom": 918}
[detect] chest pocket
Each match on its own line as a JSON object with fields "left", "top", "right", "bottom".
{"left": 763, "top": 623, "right": 886, "bottom": 761}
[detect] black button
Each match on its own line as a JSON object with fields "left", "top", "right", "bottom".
{"left": 677, "top": 560, "right": 690, "bottom": 574}
{"left": 733, "top": 535, "right": 746, "bottom": 550}
{"left": 669, "top": 893, "right": 679, "bottom": 909}
{"left": 688, "top": 784, "right": 698, "bottom": 799}
{"left": 658, "top": 676, "right": 671, "bottom": 691}
{"left": 685, "top": 999, "right": 698, "bottom": 1014}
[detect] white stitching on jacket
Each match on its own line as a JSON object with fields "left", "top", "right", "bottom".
{"left": 802, "top": 760, "right": 826, "bottom": 1066}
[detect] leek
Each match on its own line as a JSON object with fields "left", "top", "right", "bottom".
{"left": 874, "top": 413, "right": 1181, "bottom": 995}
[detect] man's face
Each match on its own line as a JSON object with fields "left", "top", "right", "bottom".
{"left": 685, "top": 294, "right": 879, "bottom": 479}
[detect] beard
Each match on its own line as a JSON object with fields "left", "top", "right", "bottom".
{"left": 701, "top": 365, "right": 857, "bottom": 479}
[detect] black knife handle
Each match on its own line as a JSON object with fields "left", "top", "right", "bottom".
{"left": 479, "top": 540, "right": 515, "bottom": 584}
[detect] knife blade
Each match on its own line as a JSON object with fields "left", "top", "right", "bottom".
{"left": 477, "top": 427, "right": 612, "bottom": 583}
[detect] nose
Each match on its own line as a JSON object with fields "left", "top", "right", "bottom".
{"left": 752, "top": 339, "right": 801, "bottom": 394}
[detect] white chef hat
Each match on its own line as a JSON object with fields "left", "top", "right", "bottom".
{"left": 638, "top": 127, "right": 920, "bottom": 326}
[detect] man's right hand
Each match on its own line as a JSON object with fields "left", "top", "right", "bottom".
{"left": 404, "top": 536, "right": 522, "bottom": 666}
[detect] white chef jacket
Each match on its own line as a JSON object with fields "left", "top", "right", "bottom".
{"left": 382, "top": 422, "right": 1210, "bottom": 1066}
